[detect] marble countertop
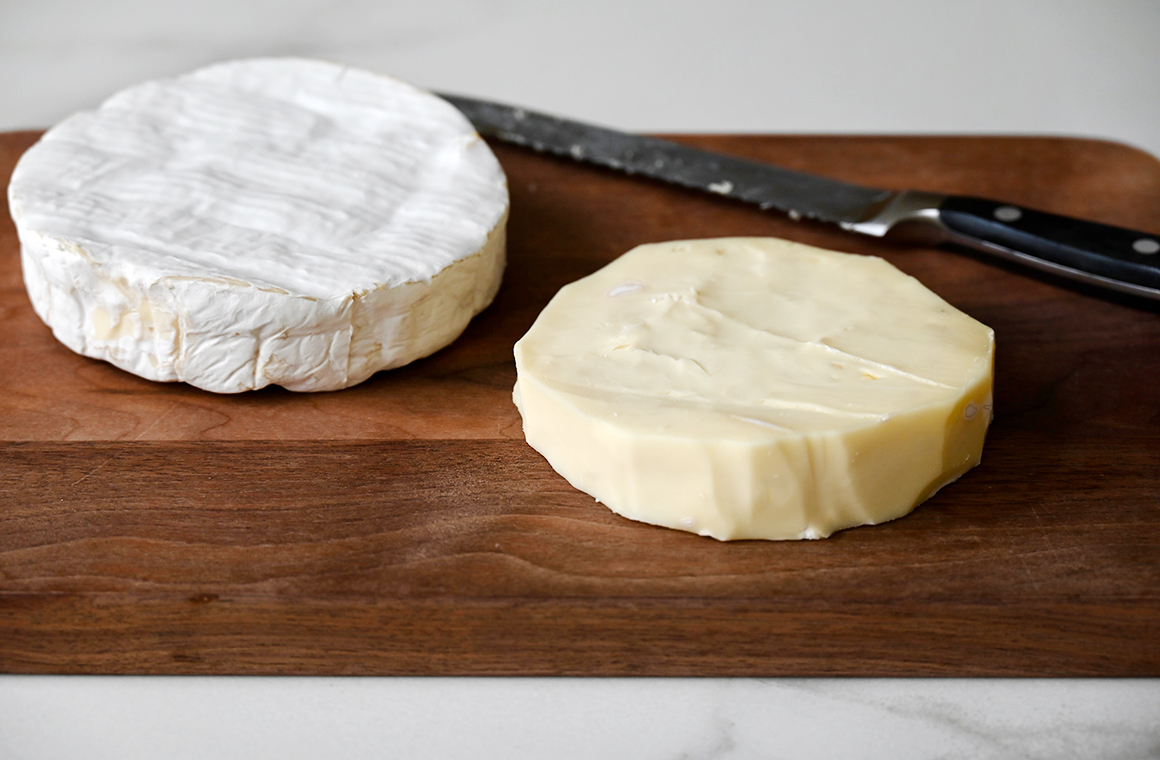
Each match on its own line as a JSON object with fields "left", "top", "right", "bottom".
{"left": 4, "top": 676, "right": 1159, "bottom": 759}
{"left": 4, "top": 0, "right": 1160, "bottom": 159}
{"left": 2, "top": 1, "right": 1158, "bottom": 757}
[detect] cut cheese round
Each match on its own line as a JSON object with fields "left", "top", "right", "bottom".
{"left": 513, "top": 238, "right": 994, "bottom": 540}
{"left": 8, "top": 58, "right": 508, "bottom": 393}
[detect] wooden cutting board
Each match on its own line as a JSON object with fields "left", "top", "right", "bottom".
{"left": 2, "top": 129, "right": 1158, "bottom": 677}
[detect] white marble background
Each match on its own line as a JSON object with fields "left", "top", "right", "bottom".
{"left": 3, "top": 0, "right": 1160, "bottom": 158}
{"left": 2, "top": 1, "right": 1159, "bottom": 758}
{"left": 4, "top": 676, "right": 1160, "bottom": 759}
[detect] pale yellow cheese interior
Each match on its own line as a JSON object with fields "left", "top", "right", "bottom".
{"left": 513, "top": 237, "right": 994, "bottom": 540}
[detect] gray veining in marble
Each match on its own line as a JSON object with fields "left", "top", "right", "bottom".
{"left": 2, "top": 677, "right": 1159, "bottom": 759}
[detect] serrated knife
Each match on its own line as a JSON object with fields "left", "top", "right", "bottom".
{"left": 440, "top": 93, "right": 1160, "bottom": 302}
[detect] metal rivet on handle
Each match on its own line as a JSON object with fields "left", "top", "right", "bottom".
{"left": 1133, "top": 238, "right": 1160, "bottom": 255}
{"left": 993, "top": 205, "right": 1023, "bottom": 222}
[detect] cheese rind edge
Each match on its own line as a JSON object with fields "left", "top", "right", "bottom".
{"left": 8, "top": 58, "right": 509, "bottom": 393}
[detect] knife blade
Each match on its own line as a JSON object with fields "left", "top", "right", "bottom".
{"left": 440, "top": 93, "right": 1160, "bottom": 302}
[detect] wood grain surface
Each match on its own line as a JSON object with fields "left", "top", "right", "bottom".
{"left": 1, "top": 129, "right": 1158, "bottom": 676}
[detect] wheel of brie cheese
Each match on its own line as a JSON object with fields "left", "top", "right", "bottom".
{"left": 513, "top": 238, "right": 995, "bottom": 540}
{"left": 8, "top": 58, "right": 508, "bottom": 393}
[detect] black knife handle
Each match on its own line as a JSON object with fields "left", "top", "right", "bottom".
{"left": 936, "top": 195, "right": 1160, "bottom": 296}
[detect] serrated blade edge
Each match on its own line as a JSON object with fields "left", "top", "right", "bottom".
{"left": 440, "top": 93, "right": 893, "bottom": 226}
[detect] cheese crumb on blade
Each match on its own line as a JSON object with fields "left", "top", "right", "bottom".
{"left": 513, "top": 238, "right": 995, "bottom": 541}
{"left": 7, "top": 58, "right": 509, "bottom": 393}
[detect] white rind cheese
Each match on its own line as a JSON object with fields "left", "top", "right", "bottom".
{"left": 8, "top": 58, "right": 508, "bottom": 393}
{"left": 513, "top": 238, "right": 995, "bottom": 541}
